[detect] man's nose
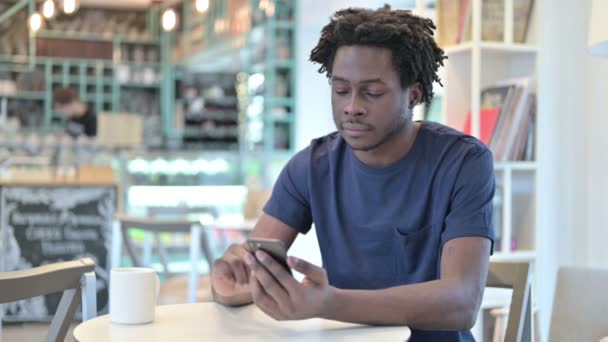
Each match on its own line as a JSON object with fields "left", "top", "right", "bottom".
{"left": 344, "top": 95, "right": 365, "bottom": 116}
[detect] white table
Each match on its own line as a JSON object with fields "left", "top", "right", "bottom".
{"left": 74, "top": 303, "right": 411, "bottom": 342}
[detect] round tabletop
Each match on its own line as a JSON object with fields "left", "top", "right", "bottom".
{"left": 74, "top": 303, "right": 411, "bottom": 342}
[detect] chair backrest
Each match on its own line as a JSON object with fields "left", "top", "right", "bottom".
{"left": 115, "top": 213, "right": 201, "bottom": 266}
{"left": 147, "top": 206, "right": 219, "bottom": 220}
{"left": 548, "top": 267, "right": 608, "bottom": 342}
{"left": 0, "top": 258, "right": 96, "bottom": 342}
{"left": 486, "top": 261, "right": 533, "bottom": 342}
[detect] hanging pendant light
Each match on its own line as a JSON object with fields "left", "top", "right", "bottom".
{"left": 162, "top": 8, "right": 177, "bottom": 31}
{"left": 29, "top": 13, "right": 43, "bottom": 32}
{"left": 42, "top": 0, "right": 56, "bottom": 19}
{"left": 196, "top": 0, "right": 209, "bottom": 13}
{"left": 63, "top": 0, "right": 79, "bottom": 15}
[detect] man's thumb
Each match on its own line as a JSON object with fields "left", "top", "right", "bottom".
{"left": 288, "top": 256, "right": 326, "bottom": 283}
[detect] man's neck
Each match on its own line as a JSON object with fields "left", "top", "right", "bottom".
{"left": 353, "top": 121, "right": 421, "bottom": 168}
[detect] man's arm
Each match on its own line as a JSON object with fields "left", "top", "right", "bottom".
{"left": 247, "top": 236, "right": 490, "bottom": 331}
{"left": 211, "top": 213, "right": 298, "bottom": 306}
{"left": 322, "top": 237, "right": 490, "bottom": 330}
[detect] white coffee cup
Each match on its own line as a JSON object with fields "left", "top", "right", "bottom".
{"left": 110, "top": 267, "right": 160, "bottom": 325}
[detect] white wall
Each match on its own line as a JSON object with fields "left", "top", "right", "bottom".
{"left": 537, "top": 0, "right": 608, "bottom": 339}
{"left": 584, "top": 60, "right": 608, "bottom": 268}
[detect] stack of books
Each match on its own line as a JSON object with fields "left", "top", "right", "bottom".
{"left": 463, "top": 78, "right": 536, "bottom": 161}
{"left": 437, "top": 0, "right": 536, "bottom": 46}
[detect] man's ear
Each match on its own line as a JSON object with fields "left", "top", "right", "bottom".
{"left": 408, "top": 83, "right": 422, "bottom": 109}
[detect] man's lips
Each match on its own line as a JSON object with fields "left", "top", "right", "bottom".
{"left": 341, "top": 122, "right": 372, "bottom": 131}
{"left": 341, "top": 122, "right": 372, "bottom": 137}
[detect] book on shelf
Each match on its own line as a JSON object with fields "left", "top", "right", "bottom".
{"left": 481, "top": 0, "right": 535, "bottom": 43}
{"left": 439, "top": 0, "right": 536, "bottom": 45}
{"left": 463, "top": 84, "right": 515, "bottom": 145}
{"left": 456, "top": 0, "right": 471, "bottom": 44}
{"left": 462, "top": 78, "right": 536, "bottom": 161}
{"left": 437, "top": 0, "right": 463, "bottom": 47}
{"left": 463, "top": 107, "right": 500, "bottom": 145}
{"left": 514, "top": 0, "right": 536, "bottom": 43}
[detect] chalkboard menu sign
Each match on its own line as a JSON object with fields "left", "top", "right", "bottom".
{"left": 0, "top": 186, "right": 115, "bottom": 322}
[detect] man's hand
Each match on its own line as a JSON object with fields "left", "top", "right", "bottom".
{"left": 211, "top": 243, "right": 252, "bottom": 305}
{"left": 245, "top": 250, "right": 334, "bottom": 320}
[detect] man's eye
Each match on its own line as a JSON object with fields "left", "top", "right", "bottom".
{"left": 334, "top": 90, "right": 349, "bottom": 95}
{"left": 367, "top": 92, "right": 384, "bottom": 98}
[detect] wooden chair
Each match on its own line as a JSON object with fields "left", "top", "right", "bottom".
{"left": 111, "top": 212, "right": 214, "bottom": 303}
{"left": 145, "top": 206, "right": 217, "bottom": 276}
{"left": 486, "top": 261, "right": 533, "bottom": 342}
{"left": 548, "top": 267, "right": 608, "bottom": 342}
{"left": 0, "top": 258, "right": 97, "bottom": 342}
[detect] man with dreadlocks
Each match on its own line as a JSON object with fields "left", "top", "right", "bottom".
{"left": 211, "top": 5, "right": 493, "bottom": 341}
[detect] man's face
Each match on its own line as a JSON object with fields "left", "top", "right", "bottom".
{"left": 54, "top": 102, "right": 78, "bottom": 118}
{"left": 331, "top": 45, "right": 413, "bottom": 152}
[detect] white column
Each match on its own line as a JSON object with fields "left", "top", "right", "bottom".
{"left": 189, "top": 225, "right": 202, "bottom": 303}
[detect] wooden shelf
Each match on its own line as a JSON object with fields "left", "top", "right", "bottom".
{"left": 118, "top": 82, "right": 161, "bottom": 88}
{"left": 444, "top": 42, "right": 538, "bottom": 55}
{"left": 271, "top": 20, "right": 296, "bottom": 29}
{"left": 266, "top": 98, "right": 294, "bottom": 107}
{"left": 203, "top": 97, "right": 239, "bottom": 106}
{"left": 0, "top": 55, "right": 30, "bottom": 63}
{"left": 181, "top": 129, "right": 239, "bottom": 139}
{"left": 51, "top": 76, "right": 115, "bottom": 85}
{"left": 250, "top": 60, "right": 293, "bottom": 73}
{"left": 494, "top": 161, "right": 538, "bottom": 171}
{"left": 271, "top": 116, "right": 293, "bottom": 124}
{"left": 0, "top": 91, "right": 46, "bottom": 100}
{"left": 36, "top": 30, "right": 159, "bottom": 45}
{"left": 185, "top": 111, "right": 238, "bottom": 121}
{"left": 83, "top": 94, "right": 113, "bottom": 102}
{"left": 490, "top": 251, "right": 536, "bottom": 262}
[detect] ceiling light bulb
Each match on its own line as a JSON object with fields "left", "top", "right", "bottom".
{"left": 195, "top": 0, "right": 209, "bottom": 13}
{"left": 42, "top": 0, "right": 55, "bottom": 19}
{"left": 161, "top": 8, "right": 177, "bottom": 31}
{"left": 29, "top": 13, "right": 43, "bottom": 32}
{"left": 63, "top": 0, "right": 78, "bottom": 15}
{"left": 266, "top": 2, "right": 275, "bottom": 17}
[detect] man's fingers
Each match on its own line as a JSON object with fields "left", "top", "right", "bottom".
{"left": 247, "top": 253, "right": 292, "bottom": 306}
{"left": 230, "top": 259, "right": 248, "bottom": 285}
{"left": 212, "top": 259, "right": 235, "bottom": 281}
{"left": 287, "top": 256, "right": 327, "bottom": 284}
{"left": 228, "top": 243, "right": 251, "bottom": 259}
{"left": 254, "top": 250, "right": 299, "bottom": 294}
{"left": 211, "top": 259, "right": 237, "bottom": 296}
{"left": 250, "top": 272, "right": 285, "bottom": 320}
{"left": 227, "top": 244, "right": 253, "bottom": 285}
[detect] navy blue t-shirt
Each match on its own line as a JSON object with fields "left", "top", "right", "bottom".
{"left": 264, "top": 121, "right": 495, "bottom": 342}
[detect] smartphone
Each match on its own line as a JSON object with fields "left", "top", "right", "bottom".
{"left": 246, "top": 238, "right": 292, "bottom": 274}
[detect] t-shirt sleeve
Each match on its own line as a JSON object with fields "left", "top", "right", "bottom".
{"left": 441, "top": 146, "right": 495, "bottom": 254}
{"left": 263, "top": 148, "right": 313, "bottom": 234}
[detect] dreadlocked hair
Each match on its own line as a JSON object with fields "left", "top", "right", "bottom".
{"left": 309, "top": 4, "right": 446, "bottom": 106}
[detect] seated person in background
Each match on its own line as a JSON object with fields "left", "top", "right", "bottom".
{"left": 53, "top": 86, "right": 97, "bottom": 138}
{"left": 211, "top": 5, "right": 494, "bottom": 342}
